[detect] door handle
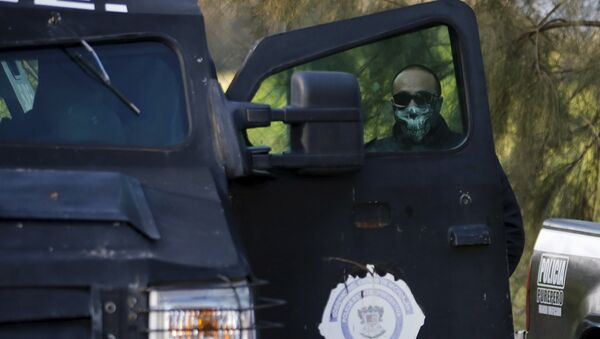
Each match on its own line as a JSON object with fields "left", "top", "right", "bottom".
{"left": 448, "top": 224, "right": 491, "bottom": 247}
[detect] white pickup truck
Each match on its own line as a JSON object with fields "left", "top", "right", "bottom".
{"left": 524, "top": 219, "right": 600, "bottom": 338}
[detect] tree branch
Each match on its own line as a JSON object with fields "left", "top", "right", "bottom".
{"left": 539, "top": 2, "right": 563, "bottom": 26}
{"left": 539, "top": 19, "right": 600, "bottom": 33}
{"left": 519, "top": 17, "right": 600, "bottom": 45}
{"left": 522, "top": 19, "right": 600, "bottom": 38}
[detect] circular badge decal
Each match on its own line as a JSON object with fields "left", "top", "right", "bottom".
{"left": 319, "top": 265, "right": 425, "bottom": 339}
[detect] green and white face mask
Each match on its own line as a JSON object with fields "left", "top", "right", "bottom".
{"left": 394, "top": 104, "right": 436, "bottom": 142}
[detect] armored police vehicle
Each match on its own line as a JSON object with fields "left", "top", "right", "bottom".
{"left": 0, "top": 0, "right": 521, "bottom": 338}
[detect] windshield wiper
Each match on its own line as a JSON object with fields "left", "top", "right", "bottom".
{"left": 67, "top": 48, "right": 141, "bottom": 115}
{"left": 48, "top": 12, "right": 141, "bottom": 115}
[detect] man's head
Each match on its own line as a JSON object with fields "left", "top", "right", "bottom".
{"left": 391, "top": 64, "right": 443, "bottom": 143}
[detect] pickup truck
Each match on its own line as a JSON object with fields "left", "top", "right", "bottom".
{"left": 525, "top": 219, "right": 600, "bottom": 339}
{"left": 0, "top": 0, "right": 520, "bottom": 338}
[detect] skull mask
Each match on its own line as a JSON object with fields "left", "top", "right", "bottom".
{"left": 394, "top": 103, "right": 438, "bottom": 143}
{"left": 390, "top": 65, "right": 443, "bottom": 144}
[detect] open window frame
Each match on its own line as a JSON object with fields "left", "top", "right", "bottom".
{"left": 226, "top": 0, "right": 491, "bottom": 158}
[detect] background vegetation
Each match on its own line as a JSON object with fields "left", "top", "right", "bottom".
{"left": 200, "top": 0, "right": 600, "bottom": 330}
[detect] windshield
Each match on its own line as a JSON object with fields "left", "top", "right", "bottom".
{"left": 0, "top": 41, "right": 188, "bottom": 147}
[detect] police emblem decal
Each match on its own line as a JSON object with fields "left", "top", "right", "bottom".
{"left": 318, "top": 265, "right": 425, "bottom": 339}
{"left": 358, "top": 305, "right": 385, "bottom": 338}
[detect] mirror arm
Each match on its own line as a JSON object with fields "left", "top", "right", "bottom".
{"left": 237, "top": 105, "right": 363, "bottom": 173}
{"left": 239, "top": 106, "right": 360, "bottom": 128}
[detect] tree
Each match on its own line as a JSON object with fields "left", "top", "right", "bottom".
{"left": 474, "top": 0, "right": 600, "bottom": 328}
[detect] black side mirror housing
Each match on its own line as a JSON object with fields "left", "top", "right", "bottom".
{"left": 210, "top": 71, "right": 364, "bottom": 178}
{"left": 288, "top": 71, "right": 364, "bottom": 173}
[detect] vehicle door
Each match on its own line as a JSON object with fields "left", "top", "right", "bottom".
{"left": 226, "top": 1, "right": 513, "bottom": 338}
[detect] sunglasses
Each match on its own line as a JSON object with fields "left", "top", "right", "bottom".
{"left": 391, "top": 91, "right": 440, "bottom": 108}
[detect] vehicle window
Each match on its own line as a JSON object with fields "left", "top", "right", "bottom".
{"left": 0, "top": 41, "right": 188, "bottom": 148}
{"left": 250, "top": 26, "right": 465, "bottom": 153}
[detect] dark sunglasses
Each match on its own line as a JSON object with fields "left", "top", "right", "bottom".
{"left": 391, "top": 91, "right": 439, "bottom": 107}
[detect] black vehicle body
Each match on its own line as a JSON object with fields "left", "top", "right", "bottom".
{"left": 526, "top": 219, "right": 600, "bottom": 339}
{"left": 0, "top": 1, "right": 248, "bottom": 338}
{"left": 0, "top": 0, "right": 516, "bottom": 338}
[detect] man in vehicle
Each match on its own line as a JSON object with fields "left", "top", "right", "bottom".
{"left": 368, "top": 64, "right": 524, "bottom": 276}
{"left": 367, "top": 64, "right": 462, "bottom": 152}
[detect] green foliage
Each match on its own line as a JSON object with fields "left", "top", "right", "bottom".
{"left": 472, "top": 0, "right": 600, "bottom": 329}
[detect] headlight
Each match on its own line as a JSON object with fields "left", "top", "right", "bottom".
{"left": 148, "top": 284, "right": 255, "bottom": 339}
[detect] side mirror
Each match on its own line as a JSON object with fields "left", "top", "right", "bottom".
{"left": 286, "top": 71, "right": 364, "bottom": 174}
{"left": 210, "top": 71, "right": 364, "bottom": 178}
